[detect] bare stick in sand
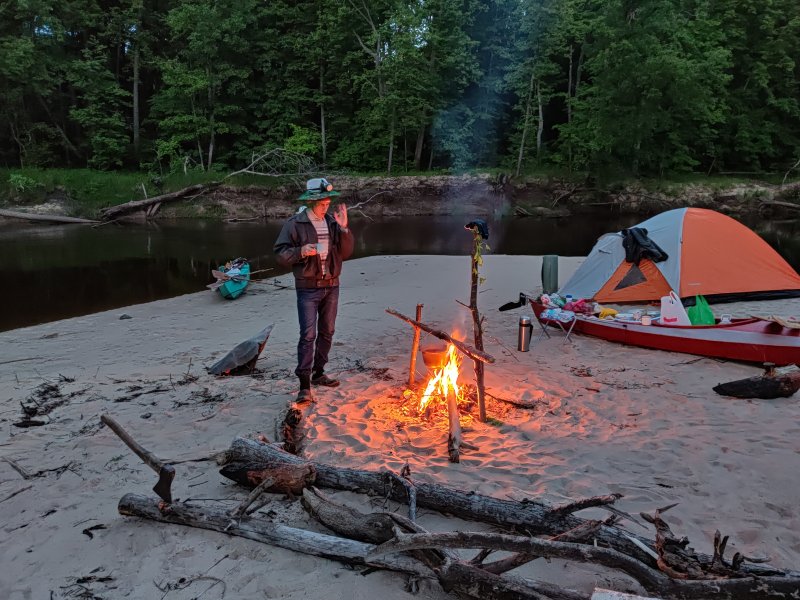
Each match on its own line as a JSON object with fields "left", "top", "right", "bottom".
{"left": 407, "top": 304, "right": 424, "bottom": 387}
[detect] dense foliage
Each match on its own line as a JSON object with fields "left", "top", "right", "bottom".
{"left": 1, "top": 0, "right": 798, "bottom": 177}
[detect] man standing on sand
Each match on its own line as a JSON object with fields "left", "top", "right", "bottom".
{"left": 274, "top": 178, "right": 354, "bottom": 403}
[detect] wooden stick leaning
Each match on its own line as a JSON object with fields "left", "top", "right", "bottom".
{"left": 386, "top": 308, "right": 495, "bottom": 365}
{"left": 467, "top": 229, "right": 487, "bottom": 422}
{"left": 408, "top": 304, "right": 423, "bottom": 387}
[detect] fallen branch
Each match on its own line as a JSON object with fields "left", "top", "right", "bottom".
{"left": 99, "top": 183, "right": 220, "bottom": 221}
{"left": 759, "top": 199, "right": 800, "bottom": 212}
{"left": 118, "top": 493, "right": 436, "bottom": 578}
{"left": 349, "top": 190, "right": 391, "bottom": 210}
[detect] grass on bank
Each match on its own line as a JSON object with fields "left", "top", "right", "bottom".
{"left": 1, "top": 166, "right": 797, "bottom": 219}
{"left": 0, "top": 168, "right": 276, "bottom": 218}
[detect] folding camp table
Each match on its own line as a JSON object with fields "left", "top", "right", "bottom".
{"left": 534, "top": 313, "right": 577, "bottom": 344}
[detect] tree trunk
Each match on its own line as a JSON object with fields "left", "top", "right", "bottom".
{"left": 207, "top": 105, "right": 215, "bottom": 171}
{"left": 536, "top": 81, "right": 544, "bottom": 159}
{"left": 516, "top": 73, "right": 536, "bottom": 177}
{"left": 567, "top": 45, "right": 574, "bottom": 171}
{"left": 414, "top": 126, "right": 425, "bottom": 170}
{"left": 132, "top": 43, "right": 140, "bottom": 157}
{"left": 9, "top": 121, "right": 24, "bottom": 167}
{"left": 387, "top": 107, "right": 396, "bottom": 175}
{"left": 320, "top": 65, "right": 327, "bottom": 164}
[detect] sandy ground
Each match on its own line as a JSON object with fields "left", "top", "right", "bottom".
{"left": 1, "top": 254, "right": 799, "bottom": 600}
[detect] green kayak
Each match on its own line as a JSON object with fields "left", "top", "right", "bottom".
{"left": 213, "top": 259, "right": 250, "bottom": 299}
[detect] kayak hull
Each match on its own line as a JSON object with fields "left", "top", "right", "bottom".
{"left": 531, "top": 301, "right": 800, "bottom": 365}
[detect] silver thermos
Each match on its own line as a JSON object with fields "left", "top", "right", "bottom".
{"left": 518, "top": 315, "right": 533, "bottom": 352}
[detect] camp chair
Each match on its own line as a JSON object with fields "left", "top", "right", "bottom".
{"left": 534, "top": 311, "right": 577, "bottom": 344}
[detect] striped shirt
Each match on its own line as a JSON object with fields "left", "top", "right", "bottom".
{"left": 307, "top": 209, "right": 330, "bottom": 277}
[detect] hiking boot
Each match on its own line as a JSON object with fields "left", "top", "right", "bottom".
{"left": 311, "top": 372, "right": 340, "bottom": 387}
{"left": 296, "top": 388, "right": 315, "bottom": 403}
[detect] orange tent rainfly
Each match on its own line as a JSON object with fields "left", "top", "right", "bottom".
{"left": 560, "top": 208, "right": 800, "bottom": 303}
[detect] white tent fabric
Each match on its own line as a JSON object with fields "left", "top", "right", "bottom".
{"left": 559, "top": 208, "right": 688, "bottom": 299}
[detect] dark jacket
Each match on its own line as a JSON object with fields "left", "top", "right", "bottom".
{"left": 274, "top": 209, "right": 355, "bottom": 288}
{"left": 621, "top": 227, "right": 668, "bottom": 265}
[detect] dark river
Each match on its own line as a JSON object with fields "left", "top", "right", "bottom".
{"left": 1, "top": 214, "right": 798, "bottom": 332}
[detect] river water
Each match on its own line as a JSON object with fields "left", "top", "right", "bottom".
{"left": 1, "top": 214, "right": 798, "bottom": 332}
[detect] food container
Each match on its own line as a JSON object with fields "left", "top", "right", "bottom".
{"left": 641, "top": 315, "right": 652, "bottom": 326}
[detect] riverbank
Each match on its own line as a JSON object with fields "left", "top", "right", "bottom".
{"left": 1, "top": 254, "right": 799, "bottom": 599}
{"left": 2, "top": 169, "right": 800, "bottom": 221}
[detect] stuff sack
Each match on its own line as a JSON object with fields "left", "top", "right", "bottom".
{"left": 659, "top": 291, "right": 691, "bottom": 326}
{"left": 687, "top": 295, "right": 715, "bottom": 326}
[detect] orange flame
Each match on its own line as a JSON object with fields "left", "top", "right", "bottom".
{"left": 419, "top": 343, "right": 463, "bottom": 412}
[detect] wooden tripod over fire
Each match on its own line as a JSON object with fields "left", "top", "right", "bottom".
{"left": 386, "top": 307, "right": 494, "bottom": 464}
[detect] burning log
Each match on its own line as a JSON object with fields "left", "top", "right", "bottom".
{"left": 385, "top": 308, "right": 495, "bottom": 365}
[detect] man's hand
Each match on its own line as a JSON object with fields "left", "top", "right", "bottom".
{"left": 300, "top": 243, "right": 318, "bottom": 257}
{"left": 333, "top": 203, "right": 348, "bottom": 229}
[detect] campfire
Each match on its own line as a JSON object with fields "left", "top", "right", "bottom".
{"left": 387, "top": 307, "right": 496, "bottom": 463}
{"left": 418, "top": 343, "right": 465, "bottom": 414}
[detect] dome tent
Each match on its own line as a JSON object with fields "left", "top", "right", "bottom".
{"left": 560, "top": 208, "right": 800, "bottom": 303}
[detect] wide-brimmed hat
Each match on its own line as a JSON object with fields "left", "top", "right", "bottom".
{"left": 299, "top": 177, "right": 341, "bottom": 201}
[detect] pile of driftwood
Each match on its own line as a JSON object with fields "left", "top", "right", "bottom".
{"left": 106, "top": 425, "right": 800, "bottom": 600}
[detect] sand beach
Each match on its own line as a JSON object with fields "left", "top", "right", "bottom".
{"left": 1, "top": 254, "right": 799, "bottom": 599}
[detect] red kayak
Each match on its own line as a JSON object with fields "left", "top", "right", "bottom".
{"left": 531, "top": 301, "right": 800, "bottom": 366}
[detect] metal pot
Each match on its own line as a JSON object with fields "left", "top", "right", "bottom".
{"left": 421, "top": 344, "right": 448, "bottom": 369}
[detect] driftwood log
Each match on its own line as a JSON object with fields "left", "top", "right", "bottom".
{"left": 99, "top": 183, "right": 219, "bottom": 220}
{"left": 713, "top": 368, "right": 800, "bottom": 399}
{"left": 119, "top": 492, "right": 588, "bottom": 600}
{"left": 217, "top": 437, "right": 800, "bottom": 585}
{"left": 0, "top": 209, "right": 98, "bottom": 224}
{"left": 117, "top": 478, "right": 800, "bottom": 600}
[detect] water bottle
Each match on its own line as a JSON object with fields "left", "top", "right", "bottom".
{"left": 518, "top": 315, "right": 533, "bottom": 352}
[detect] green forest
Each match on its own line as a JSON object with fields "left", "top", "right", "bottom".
{"left": 1, "top": 0, "right": 799, "bottom": 178}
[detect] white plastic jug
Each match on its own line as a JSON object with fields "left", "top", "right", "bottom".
{"left": 659, "top": 291, "right": 691, "bottom": 326}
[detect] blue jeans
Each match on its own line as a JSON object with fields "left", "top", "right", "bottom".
{"left": 295, "top": 286, "right": 340, "bottom": 378}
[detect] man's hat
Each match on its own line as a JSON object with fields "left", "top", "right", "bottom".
{"left": 299, "top": 177, "right": 341, "bottom": 201}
